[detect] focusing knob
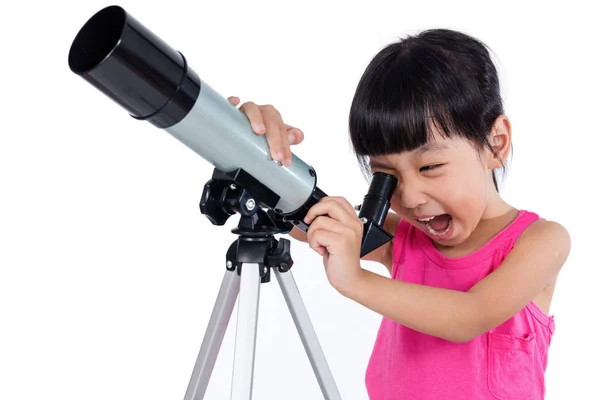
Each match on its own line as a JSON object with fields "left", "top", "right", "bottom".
{"left": 268, "top": 238, "right": 293, "bottom": 272}
{"left": 199, "top": 179, "right": 234, "bottom": 226}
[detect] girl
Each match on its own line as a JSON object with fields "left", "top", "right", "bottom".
{"left": 228, "top": 28, "right": 570, "bottom": 399}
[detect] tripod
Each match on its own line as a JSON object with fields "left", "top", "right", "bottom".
{"left": 182, "top": 168, "right": 342, "bottom": 400}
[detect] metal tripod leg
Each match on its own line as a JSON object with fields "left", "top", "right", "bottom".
{"left": 184, "top": 263, "right": 341, "bottom": 400}
{"left": 274, "top": 268, "right": 342, "bottom": 400}
{"left": 184, "top": 268, "right": 240, "bottom": 400}
{"left": 230, "top": 263, "right": 261, "bottom": 400}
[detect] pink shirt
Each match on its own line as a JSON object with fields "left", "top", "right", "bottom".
{"left": 365, "top": 210, "right": 555, "bottom": 399}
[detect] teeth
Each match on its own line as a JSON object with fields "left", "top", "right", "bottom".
{"left": 424, "top": 219, "right": 452, "bottom": 236}
{"left": 417, "top": 216, "right": 436, "bottom": 222}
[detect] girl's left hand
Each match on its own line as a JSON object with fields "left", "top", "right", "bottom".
{"left": 304, "top": 196, "right": 365, "bottom": 294}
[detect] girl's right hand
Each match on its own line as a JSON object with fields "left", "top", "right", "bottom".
{"left": 227, "top": 96, "right": 304, "bottom": 167}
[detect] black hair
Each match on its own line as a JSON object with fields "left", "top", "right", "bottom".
{"left": 349, "top": 29, "right": 510, "bottom": 191}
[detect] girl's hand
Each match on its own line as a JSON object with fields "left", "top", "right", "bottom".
{"left": 227, "top": 96, "right": 304, "bottom": 167}
{"left": 304, "top": 196, "right": 365, "bottom": 294}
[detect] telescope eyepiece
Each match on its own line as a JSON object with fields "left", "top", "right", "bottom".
{"left": 358, "top": 172, "right": 398, "bottom": 227}
{"left": 367, "top": 172, "right": 397, "bottom": 200}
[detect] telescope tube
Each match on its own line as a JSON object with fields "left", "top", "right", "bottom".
{"left": 68, "top": 5, "right": 318, "bottom": 215}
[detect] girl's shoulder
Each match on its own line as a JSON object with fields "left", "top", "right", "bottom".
{"left": 515, "top": 215, "right": 570, "bottom": 257}
{"left": 508, "top": 210, "right": 570, "bottom": 254}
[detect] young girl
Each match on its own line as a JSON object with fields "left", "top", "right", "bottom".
{"left": 228, "top": 28, "right": 570, "bottom": 400}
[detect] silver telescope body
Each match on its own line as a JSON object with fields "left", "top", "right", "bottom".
{"left": 67, "top": 5, "right": 318, "bottom": 218}
{"left": 68, "top": 5, "right": 397, "bottom": 255}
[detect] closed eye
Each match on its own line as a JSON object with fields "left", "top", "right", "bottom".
{"left": 420, "top": 164, "right": 444, "bottom": 172}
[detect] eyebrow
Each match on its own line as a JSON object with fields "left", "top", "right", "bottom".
{"left": 414, "top": 143, "right": 450, "bottom": 155}
{"left": 369, "top": 159, "right": 394, "bottom": 169}
{"left": 368, "top": 143, "right": 450, "bottom": 169}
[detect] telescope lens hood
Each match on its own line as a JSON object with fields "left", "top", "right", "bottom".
{"left": 68, "top": 5, "right": 200, "bottom": 128}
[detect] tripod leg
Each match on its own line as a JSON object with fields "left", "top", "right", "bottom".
{"left": 184, "top": 269, "right": 240, "bottom": 400}
{"left": 274, "top": 268, "right": 342, "bottom": 400}
{"left": 230, "top": 262, "right": 262, "bottom": 400}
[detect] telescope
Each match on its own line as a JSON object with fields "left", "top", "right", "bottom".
{"left": 68, "top": 5, "right": 397, "bottom": 400}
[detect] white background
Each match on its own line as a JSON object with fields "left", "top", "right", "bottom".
{"left": 1, "top": 1, "right": 598, "bottom": 399}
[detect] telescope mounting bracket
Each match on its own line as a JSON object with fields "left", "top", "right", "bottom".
{"left": 199, "top": 167, "right": 295, "bottom": 284}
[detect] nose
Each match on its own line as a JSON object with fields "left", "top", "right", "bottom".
{"left": 398, "top": 181, "right": 427, "bottom": 209}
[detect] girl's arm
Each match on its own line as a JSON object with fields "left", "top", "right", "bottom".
{"left": 342, "top": 219, "right": 570, "bottom": 343}
{"left": 289, "top": 211, "right": 401, "bottom": 275}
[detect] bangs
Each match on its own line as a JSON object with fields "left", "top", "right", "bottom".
{"left": 348, "top": 40, "right": 482, "bottom": 175}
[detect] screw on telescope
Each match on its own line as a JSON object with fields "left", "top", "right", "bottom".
{"left": 245, "top": 198, "right": 256, "bottom": 211}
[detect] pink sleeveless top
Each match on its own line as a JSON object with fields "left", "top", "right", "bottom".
{"left": 365, "top": 210, "right": 555, "bottom": 399}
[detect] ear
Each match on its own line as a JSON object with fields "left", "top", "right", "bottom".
{"left": 487, "top": 115, "right": 512, "bottom": 169}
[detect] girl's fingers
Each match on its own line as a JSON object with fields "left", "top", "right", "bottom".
{"left": 323, "top": 196, "right": 359, "bottom": 218}
{"left": 239, "top": 101, "right": 266, "bottom": 135}
{"left": 278, "top": 122, "right": 292, "bottom": 166}
{"left": 307, "top": 215, "right": 346, "bottom": 239}
{"left": 227, "top": 96, "right": 241, "bottom": 106}
{"left": 305, "top": 197, "right": 358, "bottom": 226}
{"left": 261, "top": 107, "right": 286, "bottom": 163}
{"left": 284, "top": 124, "right": 304, "bottom": 145}
{"left": 308, "top": 229, "right": 336, "bottom": 256}
{"left": 230, "top": 99, "right": 299, "bottom": 167}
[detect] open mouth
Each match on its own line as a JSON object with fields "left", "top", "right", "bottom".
{"left": 415, "top": 214, "right": 453, "bottom": 236}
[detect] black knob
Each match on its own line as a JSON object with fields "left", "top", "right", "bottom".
{"left": 199, "top": 180, "right": 234, "bottom": 226}
{"left": 268, "top": 239, "right": 293, "bottom": 272}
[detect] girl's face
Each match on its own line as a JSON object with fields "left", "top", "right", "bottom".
{"left": 368, "top": 128, "right": 508, "bottom": 248}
